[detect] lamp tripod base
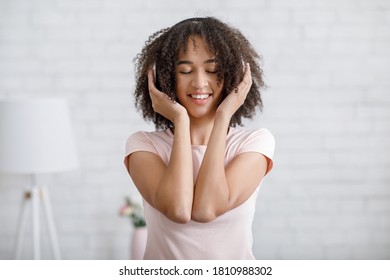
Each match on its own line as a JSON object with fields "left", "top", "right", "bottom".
{"left": 14, "top": 185, "right": 61, "bottom": 260}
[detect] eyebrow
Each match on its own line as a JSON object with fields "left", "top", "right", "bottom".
{"left": 176, "top": 58, "right": 217, "bottom": 65}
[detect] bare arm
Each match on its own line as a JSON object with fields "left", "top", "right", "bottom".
{"left": 192, "top": 64, "right": 269, "bottom": 222}
{"left": 128, "top": 70, "right": 193, "bottom": 223}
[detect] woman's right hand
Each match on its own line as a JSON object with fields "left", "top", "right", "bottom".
{"left": 148, "top": 69, "right": 188, "bottom": 124}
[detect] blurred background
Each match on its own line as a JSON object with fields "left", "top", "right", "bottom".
{"left": 0, "top": 0, "right": 389, "bottom": 259}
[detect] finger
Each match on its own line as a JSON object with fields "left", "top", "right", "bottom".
{"left": 242, "top": 63, "right": 252, "bottom": 90}
{"left": 147, "top": 68, "right": 156, "bottom": 92}
{"left": 234, "top": 64, "right": 252, "bottom": 94}
{"left": 243, "top": 63, "right": 252, "bottom": 81}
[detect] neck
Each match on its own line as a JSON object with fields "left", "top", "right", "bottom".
{"left": 189, "top": 117, "right": 214, "bottom": 146}
{"left": 171, "top": 115, "right": 230, "bottom": 146}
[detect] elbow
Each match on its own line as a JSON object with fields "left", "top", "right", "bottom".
{"left": 191, "top": 207, "right": 218, "bottom": 223}
{"left": 153, "top": 193, "right": 192, "bottom": 224}
{"left": 166, "top": 207, "right": 192, "bottom": 224}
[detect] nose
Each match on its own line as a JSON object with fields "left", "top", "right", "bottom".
{"left": 191, "top": 71, "right": 208, "bottom": 89}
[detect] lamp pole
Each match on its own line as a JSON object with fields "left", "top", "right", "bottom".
{"left": 31, "top": 175, "right": 40, "bottom": 260}
{"left": 13, "top": 175, "right": 62, "bottom": 260}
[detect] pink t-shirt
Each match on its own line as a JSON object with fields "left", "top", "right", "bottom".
{"left": 124, "top": 127, "right": 275, "bottom": 259}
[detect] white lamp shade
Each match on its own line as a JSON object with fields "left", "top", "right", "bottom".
{"left": 0, "top": 98, "right": 79, "bottom": 174}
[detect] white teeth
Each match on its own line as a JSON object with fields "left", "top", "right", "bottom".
{"left": 191, "top": 94, "right": 209, "bottom": 99}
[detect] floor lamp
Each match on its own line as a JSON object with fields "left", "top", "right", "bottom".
{"left": 0, "top": 98, "right": 79, "bottom": 260}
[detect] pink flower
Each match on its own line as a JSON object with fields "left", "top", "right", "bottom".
{"left": 119, "top": 205, "right": 134, "bottom": 217}
{"left": 119, "top": 196, "right": 146, "bottom": 228}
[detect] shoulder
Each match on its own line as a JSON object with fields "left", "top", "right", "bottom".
{"left": 229, "top": 127, "right": 275, "bottom": 146}
{"left": 125, "top": 129, "right": 173, "bottom": 159}
{"left": 124, "top": 129, "right": 172, "bottom": 171}
{"left": 126, "top": 130, "right": 171, "bottom": 154}
{"left": 126, "top": 129, "right": 172, "bottom": 147}
{"left": 227, "top": 127, "right": 275, "bottom": 160}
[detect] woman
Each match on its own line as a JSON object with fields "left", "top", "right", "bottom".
{"left": 124, "top": 17, "right": 275, "bottom": 259}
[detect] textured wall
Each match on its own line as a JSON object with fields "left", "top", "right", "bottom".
{"left": 0, "top": 0, "right": 389, "bottom": 259}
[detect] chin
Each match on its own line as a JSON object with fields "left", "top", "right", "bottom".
{"left": 188, "top": 110, "right": 216, "bottom": 121}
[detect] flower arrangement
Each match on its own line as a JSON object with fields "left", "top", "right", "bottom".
{"left": 119, "top": 196, "right": 146, "bottom": 228}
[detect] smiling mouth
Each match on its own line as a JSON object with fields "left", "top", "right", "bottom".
{"left": 190, "top": 94, "right": 211, "bottom": 99}
{"left": 188, "top": 93, "right": 212, "bottom": 105}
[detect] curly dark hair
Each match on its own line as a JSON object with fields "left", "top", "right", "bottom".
{"left": 133, "top": 17, "right": 266, "bottom": 129}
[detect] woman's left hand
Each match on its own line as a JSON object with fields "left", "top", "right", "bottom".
{"left": 216, "top": 63, "right": 252, "bottom": 120}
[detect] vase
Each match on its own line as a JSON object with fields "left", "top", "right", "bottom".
{"left": 130, "top": 227, "right": 147, "bottom": 260}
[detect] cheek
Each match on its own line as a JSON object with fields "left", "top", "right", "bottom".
{"left": 214, "top": 79, "right": 224, "bottom": 94}
{"left": 175, "top": 75, "right": 188, "bottom": 94}
{"left": 175, "top": 80, "right": 184, "bottom": 95}
{"left": 213, "top": 75, "right": 223, "bottom": 88}
{"left": 175, "top": 79, "right": 187, "bottom": 103}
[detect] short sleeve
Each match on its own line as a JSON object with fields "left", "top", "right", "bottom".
{"left": 124, "top": 131, "right": 158, "bottom": 171}
{"left": 237, "top": 128, "right": 275, "bottom": 175}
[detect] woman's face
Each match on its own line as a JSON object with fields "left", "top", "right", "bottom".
{"left": 175, "top": 36, "right": 223, "bottom": 122}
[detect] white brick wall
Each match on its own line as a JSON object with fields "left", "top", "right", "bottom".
{"left": 1, "top": 0, "right": 389, "bottom": 259}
